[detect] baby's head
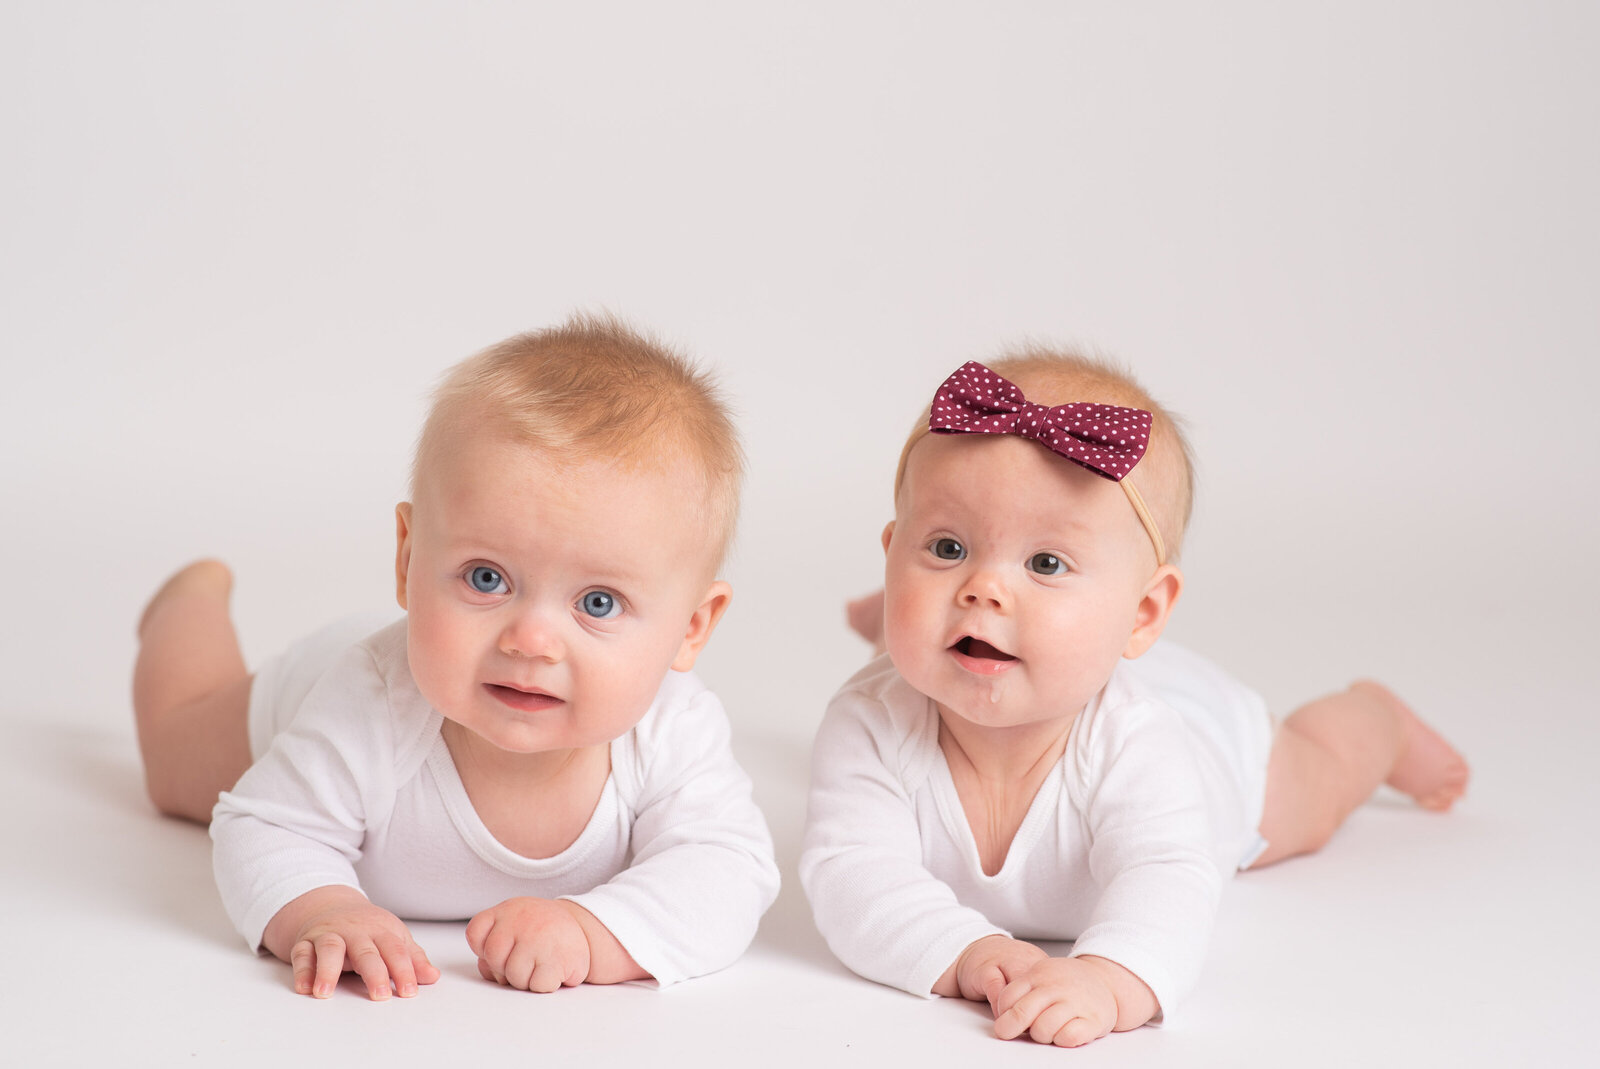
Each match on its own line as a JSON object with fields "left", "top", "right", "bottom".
{"left": 882, "top": 345, "right": 1193, "bottom": 732}
{"left": 396, "top": 313, "right": 741, "bottom": 757}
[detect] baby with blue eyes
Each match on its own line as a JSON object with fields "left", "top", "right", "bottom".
{"left": 133, "top": 314, "right": 778, "bottom": 999}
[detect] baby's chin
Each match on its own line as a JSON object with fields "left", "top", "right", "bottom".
{"left": 441, "top": 714, "right": 617, "bottom": 758}
{"left": 927, "top": 672, "right": 1108, "bottom": 735}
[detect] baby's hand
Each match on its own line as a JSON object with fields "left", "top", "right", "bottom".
{"left": 466, "top": 897, "right": 592, "bottom": 993}
{"left": 948, "top": 934, "right": 1049, "bottom": 1005}
{"left": 263, "top": 885, "right": 439, "bottom": 1000}
{"left": 992, "top": 955, "right": 1155, "bottom": 1048}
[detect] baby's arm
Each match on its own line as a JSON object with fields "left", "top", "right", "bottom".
{"left": 545, "top": 682, "right": 779, "bottom": 987}
{"left": 800, "top": 683, "right": 1010, "bottom": 996}
{"left": 212, "top": 642, "right": 430, "bottom": 999}
{"left": 1031, "top": 695, "right": 1230, "bottom": 1031}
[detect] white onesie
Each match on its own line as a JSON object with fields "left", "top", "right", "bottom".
{"left": 212, "top": 617, "right": 779, "bottom": 988}
{"left": 799, "top": 641, "right": 1272, "bottom": 1021}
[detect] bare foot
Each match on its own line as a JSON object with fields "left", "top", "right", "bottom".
{"left": 138, "top": 559, "right": 235, "bottom": 638}
{"left": 846, "top": 590, "right": 887, "bottom": 655}
{"left": 1354, "top": 680, "right": 1470, "bottom": 811}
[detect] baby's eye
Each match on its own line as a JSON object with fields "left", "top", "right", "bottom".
{"left": 1028, "top": 552, "right": 1069, "bottom": 576}
{"left": 931, "top": 538, "right": 966, "bottom": 561}
{"left": 578, "top": 590, "right": 622, "bottom": 620}
{"left": 467, "top": 566, "right": 508, "bottom": 594}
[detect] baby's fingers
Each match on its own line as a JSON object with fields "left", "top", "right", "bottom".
{"left": 412, "top": 942, "right": 441, "bottom": 988}
{"left": 980, "top": 966, "right": 1009, "bottom": 1008}
{"left": 990, "top": 976, "right": 1031, "bottom": 1021}
{"left": 308, "top": 934, "right": 350, "bottom": 999}
{"left": 503, "top": 939, "right": 538, "bottom": 990}
{"left": 374, "top": 932, "right": 422, "bottom": 999}
{"left": 290, "top": 939, "right": 318, "bottom": 997}
{"left": 1051, "top": 1014, "right": 1111, "bottom": 1049}
{"left": 528, "top": 954, "right": 574, "bottom": 994}
{"left": 993, "top": 986, "right": 1051, "bottom": 1040}
{"left": 348, "top": 938, "right": 397, "bottom": 1001}
{"left": 477, "top": 922, "right": 522, "bottom": 986}
{"left": 465, "top": 910, "right": 494, "bottom": 957}
{"left": 1027, "top": 1001, "right": 1086, "bottom": 1046}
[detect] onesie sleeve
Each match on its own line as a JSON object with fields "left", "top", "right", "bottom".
{"left": 561, "top": 677, "right": 779, "bottom": 989}
{"left": 210, "top": 642, "right": 404, "bottom": 952}
{"left": 1065, "top": 695, "right": 1227, "bottom": 1023}
{"left": 799, "top": 677, "right": 1006, "bottom": 998}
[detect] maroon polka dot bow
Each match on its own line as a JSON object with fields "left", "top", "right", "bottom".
{"left": 928, "top": 361, "right": 1152, "bottom": 482}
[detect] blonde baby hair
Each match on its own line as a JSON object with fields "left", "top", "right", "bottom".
{"left": 413, "top": 312, "right": 744, "bottom": 566}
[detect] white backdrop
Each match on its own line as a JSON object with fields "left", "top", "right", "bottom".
{"left": 3, "top": 3, "right": 1596, "bottom": 1066}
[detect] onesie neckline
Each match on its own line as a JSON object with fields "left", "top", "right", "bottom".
{"left": 925, "top": 696, "right": 1074, "bottom": 884}
{"left": 424, "top": 724, "right": 622, "bottom": 878}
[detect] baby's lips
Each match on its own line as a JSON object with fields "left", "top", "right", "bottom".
{"left": 950, "top": 635, "right": 1016, "bottom": 661}
{"left": 489, "top": 681, "right": 556, "bottom": 698}
{"left": 484, "top": 682, "right": 564, "bottom": 710}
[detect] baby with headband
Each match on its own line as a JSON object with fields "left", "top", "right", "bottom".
{"left": 134, "top": 315, "right": 778, "bottom": 999}
{"left": 801, "top": 349, "right": 1467, "bottom": 1047}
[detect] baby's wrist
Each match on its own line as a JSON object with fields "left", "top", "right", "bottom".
{"left": 555, "top": 899, "right": 650, "bottom": 985}
{"left": 1073, "top": 954, "right": 1158, "bottom": 1030}
{"left": 552, "top": 899, "right": 599, "bottom": 980}
{"left": 947, "top": 934, "right": 1015, "bottom": 996}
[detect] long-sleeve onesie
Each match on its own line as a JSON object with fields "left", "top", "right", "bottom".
{"left": 212, "top": 618, "right": 779, "bottom": 988}
{"left": 799, "top": 641, "right": 1271, "bottom": 1020}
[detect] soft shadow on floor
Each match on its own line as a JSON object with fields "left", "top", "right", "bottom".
{"left": 732, "top": 726, "right": 850, "bottom": 974}
{"left": 8, "top": 714, "right": 239, "bottom": 949}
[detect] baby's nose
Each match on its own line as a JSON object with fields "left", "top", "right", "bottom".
{"left": 499, "top": 610, "right": 564, "bottom": 661}
{"left": 957, "top": 569, "right": 1009, "bottom": 610}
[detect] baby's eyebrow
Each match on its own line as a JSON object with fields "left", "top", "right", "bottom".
{"left": 569, "top": 556, "right": 661, "bottom": 589}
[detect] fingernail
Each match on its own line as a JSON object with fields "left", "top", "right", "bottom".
{"left": 400, "top": 983, "right": 417, "bottom": 997}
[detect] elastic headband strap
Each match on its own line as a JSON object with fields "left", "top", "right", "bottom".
{"left": 1121, "top": 478, "right": 1167, "bottom": 567}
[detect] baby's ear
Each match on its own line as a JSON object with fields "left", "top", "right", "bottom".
{"left": 672, "top": 581, "right": 733, "bottom": 672}
{"left": 394, "top": 503, "right": 414, "bottom": 610}
{"left": 1123, "top": 564, "right": 1183, "bottom": 660}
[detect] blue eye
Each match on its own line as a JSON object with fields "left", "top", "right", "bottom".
{"left": 931, "top": 538, "right": 966, "bottom": 561}
{"left": 579, "top": 590, "right": 621, "bottom": 619}
{"left": 1028, "top": 552, "right": 1068, "bottom": 576}
{"left": 468, "top": 566, "right": 508, "bottom": 594}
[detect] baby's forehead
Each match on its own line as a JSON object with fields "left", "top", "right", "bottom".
{"left": 900, "top": 436, "right": 1150, "bottom": 564}
{"left": 903, "top": 432, "right": 1116, "bottom": 509}
{"left": 422, "top": 433, "right": 722, "bottom": 555}
{"left": 415, "top": 405, "right": 736, "bottom": 564}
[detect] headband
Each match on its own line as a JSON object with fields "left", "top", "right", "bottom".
{"left": 927, "top": 360, "right": 1168, "bottom": 566}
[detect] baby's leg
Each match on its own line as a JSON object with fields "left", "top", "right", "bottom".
{"left": 1250, "top": 681, "right": 1468, "bottom": 868}
{"left": 132, "top": 560, "right": 254, "bottom": 824}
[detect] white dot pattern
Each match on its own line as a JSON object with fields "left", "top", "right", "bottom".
{"left": 927, "top": 361, "right": 1153, "bottom": 482}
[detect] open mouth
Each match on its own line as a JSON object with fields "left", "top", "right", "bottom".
{"left": 950, "top": 635, "right": 1016, "bottom": 662}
